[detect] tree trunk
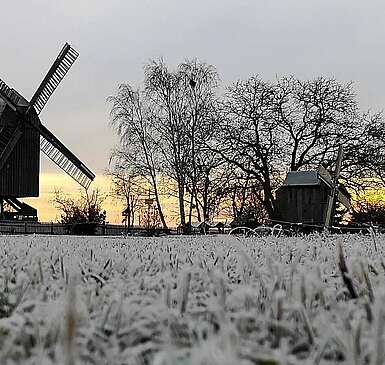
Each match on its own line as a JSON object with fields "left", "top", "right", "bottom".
{"left": 178, "top": 180, "right": 187, "bottom": 233}
{"left": 151, "top": 175, "right": 168, "bottom": 231}
{"left": 196, "top": 199, "right": 202, "bottom": 222}
{"left": 126, "top": 197, "right": 131, "bottom": 232}
{"left": 188, "top": 192, "right": 194, "bottom": 226}
{"left": 262, "top": 183, "right": 276, "bottom": 218}
{"left": 202, "top": 171, "right": 210, "bottom": 221}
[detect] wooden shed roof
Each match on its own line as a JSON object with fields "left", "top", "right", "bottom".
{"left": 282, "top": 171, "right": 331, "bottom": 188}
{"left": 280, "top": 169, "right": 351, "bottom": 209}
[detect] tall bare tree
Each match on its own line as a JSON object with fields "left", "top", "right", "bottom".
{"left": 179, "top": 60, "right": 220, "bottom": 224}
{"left": 144, "top": 58, "right": 219, "bottom": 231}
{"left": 274, "top": 76, "right": 358, "bottom": 171}
{"left": 108, "top": 85, "right": 168, "bottom": 230}
{"left": 143, "top": 59, "right": 190, "bottom": 230}
{"left": 107, "top": 166, "right": 145, "bottom": 229}
{"left": 213, "top": 76, "right": 280, "bottom": 216}
{"left": 109, "top": 63, "right": 385, "bottom": 228}
{"left": 214, "top": 75, "right": 379, "bottom": 217}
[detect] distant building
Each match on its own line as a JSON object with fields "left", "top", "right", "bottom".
{"left": 274, "top": 168, "right": 351, "bottom": 226}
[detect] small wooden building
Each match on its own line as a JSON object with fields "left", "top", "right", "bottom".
{"left": 275, "top": 169, "right": 351, "bottom": 226}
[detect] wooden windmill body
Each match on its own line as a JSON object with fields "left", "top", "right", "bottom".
{"left": 0, "top": 43, "right": 95, "bottom": 221}
{"left": 274, "top": 147, "right": 351, "bottom": 229}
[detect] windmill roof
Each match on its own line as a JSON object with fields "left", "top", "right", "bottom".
{"left": 282, "top": 171, "right": 323, "bottom": 186}
{"left": 281, "top": 170, "right": 351, "bottom": 209}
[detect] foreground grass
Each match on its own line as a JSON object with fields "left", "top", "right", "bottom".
{"left": 0, "top": 233, "right": 383, "bottom": 364}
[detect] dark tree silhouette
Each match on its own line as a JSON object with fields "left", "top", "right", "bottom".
{"left": 52, "top": 188, "right": 106, "bottom": 229}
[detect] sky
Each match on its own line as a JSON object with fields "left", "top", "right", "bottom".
{"left": 2, "top": 0, "right": 385, "bottom": 223}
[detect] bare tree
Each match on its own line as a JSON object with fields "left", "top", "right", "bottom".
{"left": 107, "top": 166, "right": 145, "bottom": 229}
{"left": 144, "top": 58, "right": 219, "bottom": 231}
{"left": 214, "top": 75, "right": 378, "bottom": 218}
{"left": 52, "top": 188, "right": 106, "bottom": 225}
{"left": 109, "top": 64, "right": 385, "bottom": 228}
{"left": 274, "top": 76, "right": 358, "bottom": 170}
{"left": 213, "top": 76, "right": 280, "bottom": 216}
{"left": 138, "top": 199, "right": 162, "bottom": 235}
{"left": 108, "top": 85, "right": 169, "bottom": 230}
{"left": 179, "top": 60, "right": 220, "bottom": 224}
{"left": 350, "top": 197, "right": 385, "bottom": 227}
{"left": 343, "top": 111, "right": 385, "bottom": 188}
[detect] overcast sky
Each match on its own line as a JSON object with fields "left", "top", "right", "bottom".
{"left": 1, "top": 0, "right": 385, "bottom": 176}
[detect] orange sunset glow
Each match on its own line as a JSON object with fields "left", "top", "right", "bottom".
{"left": 23, "top": 173, "right": 180, "bottom": 226}
{"left": 23, "top": 174, "right": 123, "bottom": 224}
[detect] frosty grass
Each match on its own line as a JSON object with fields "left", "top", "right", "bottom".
{"left": 0, "top": 233, "right": 384, "bottom": 365}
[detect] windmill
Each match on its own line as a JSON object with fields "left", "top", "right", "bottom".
{"left": 0, "top": 43, "right": 95, "bottom": 221}
{"left": 274, "top": 146, "right": 351, "bottom": 229}
{"left": 324, "top": 145, "right": 345, "bottom": 229}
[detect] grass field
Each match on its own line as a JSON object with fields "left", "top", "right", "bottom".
{"left": 0, "top": 233, "right": 383, "bottom": 364}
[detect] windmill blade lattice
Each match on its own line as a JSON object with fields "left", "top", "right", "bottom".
{"left": 39, "top": 125, "right": 95, "bottom": 189}
{"left": 0, "top": 79, "right": 20, "bottom": 110}
{"left": 30, "top": 43, "right": 79, "bottom": 115}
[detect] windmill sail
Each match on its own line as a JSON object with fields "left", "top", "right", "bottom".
{"left": 0, "top": 78, "right": 20, "bottom": 110}
{"left": 29, "top": 43, "right": 79, "bottom": 115}
{"left": 325, "top": 146, "right": 344, "bottom": 228}
{"left": 38, "top": 124, "right": 95, "bottom": 189}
